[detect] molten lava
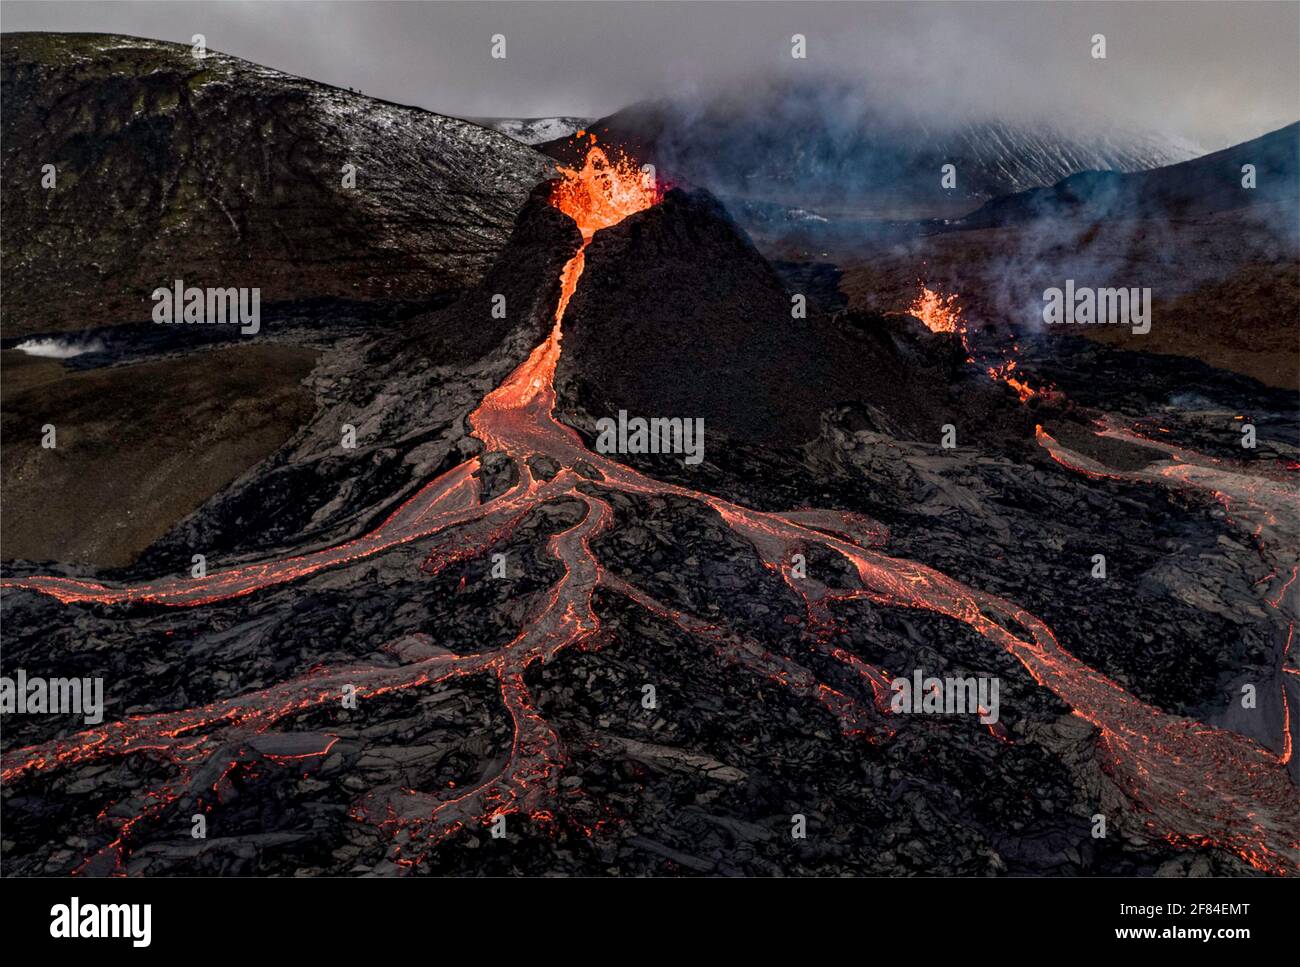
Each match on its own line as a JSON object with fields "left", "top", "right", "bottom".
{"left": 909, "top": 285, "right": 966, "bottom": 336}
{"left": 3, "top": 149, "right": 1295, "bottom": 877}
{"left": 548, "top": 145, "right": 658, "bottom": 338}
{"left": 470, "top": 145, "right": 657, "bottom": 452}
{"left": 910, "top": 284, "right": 1039, "bottom": 403}
{"left": 987, "top": 358, "right": 1037, "bottom": 404}
{"left": 552, "top": 145, "right": 658, "bottom": 240}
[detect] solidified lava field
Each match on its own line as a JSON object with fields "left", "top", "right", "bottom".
{"left": 1, "top": 29, "right": 1297, "bottom": 880}
{"left": 3, "top": 145, "right": 1296, "bottom": 877}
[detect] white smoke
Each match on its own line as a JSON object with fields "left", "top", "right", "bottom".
{"left": 15, "top": 337, "right": 106, "bottom": 359}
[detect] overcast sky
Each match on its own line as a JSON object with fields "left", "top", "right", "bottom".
{"left": 4, "top": 1, "right": 1297, "bottom": 149}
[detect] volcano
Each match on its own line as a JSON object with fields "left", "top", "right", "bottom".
{"left": 3, "top": 133, "right": 1297, "bottom": 879}
{"left": 555, "top": 185, "right": 1032, "bottom": 450}
{"left": 2, "top": 3, "right": 1298, "bottom": 884}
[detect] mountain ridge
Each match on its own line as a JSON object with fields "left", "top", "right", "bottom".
{"left": 0, "top": 32, "right": 552, "bottom": 337}
{"left": 953, "top": 121, "right": 1300, "bottom": 227}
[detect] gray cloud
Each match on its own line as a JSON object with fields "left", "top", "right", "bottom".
{"left": 3, "top": 1, "right": 1297, "bottom": 149}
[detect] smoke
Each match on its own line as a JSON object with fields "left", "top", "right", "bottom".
{"left": 15, "top": 336, "right": 106, "bottom": 359}
{"left": 942, "top": 124, "right": 1300, "bottom": 335}
{"left": 864, "top": 173, "right": 1300, "bottom": 348}
{"left": 619, "top": 74, "right": 1205, "bottom": 218}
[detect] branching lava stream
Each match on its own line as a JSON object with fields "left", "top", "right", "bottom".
{"left": 4, "top": 147, "right": 1297, "bottom": 876}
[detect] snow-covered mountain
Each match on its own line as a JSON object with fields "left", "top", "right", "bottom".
{"left": 932, "top": 120, "right": 1203, "bottom": 195}
{"left": 957, "top": 121, "right": 1298, "bottom": 227}
{"left": 480, "top": 116, "right": 592, "bottom": 145}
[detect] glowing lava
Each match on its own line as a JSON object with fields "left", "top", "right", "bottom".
{"left": 910, "top": 284, "right": 1040, "bottom": 403}
{"left": 470, "top": 145, "right": 657, "bottom": 455}
{"left": 1037, "top": 418, "right": 1299, "bottom": 776}
{"left": 909, "top": 285, "right": 966, "bottom": 336}
{"left": 3, "top": 151, "right": 1295, "bottom": 876}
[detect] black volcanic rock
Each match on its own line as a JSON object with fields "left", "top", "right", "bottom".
{"left": 0, "top": 32, "right": 552, "bottom": 337}
{"left": 558, "top": 187, "right": 830, "bottom": 445}
{"left": 2, "top": 153, "right": 1292, "bottom": 881}
{"left": 556, "top": 187, "right": 1029, "bottom": 448}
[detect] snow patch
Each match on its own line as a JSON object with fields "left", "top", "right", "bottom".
{"left": 484, "top": 117, "right": 593, "bottom": 145}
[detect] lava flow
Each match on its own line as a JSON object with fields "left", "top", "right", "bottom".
{"left": 3, "top": 148, "right": 1297, "bottom": 876}
{"left": 1038, "top": 418, "right": 1299, "bottom": 773}
{"left": 910, "top": 284, "right": 1040, "bottom": 403}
